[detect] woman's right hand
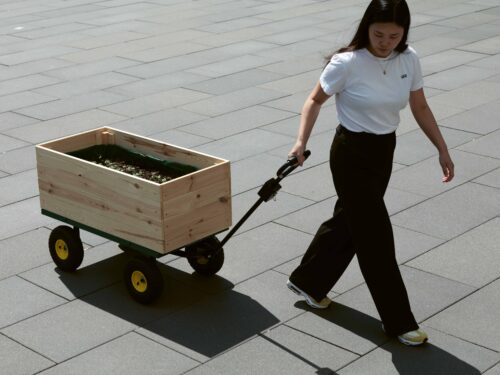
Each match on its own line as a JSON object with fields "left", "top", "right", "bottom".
{"left": 288, "top": 142, "right": 306, "bottom": 166}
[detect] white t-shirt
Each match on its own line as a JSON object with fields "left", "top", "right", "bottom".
{"left": 319, "top": 46, "right": 424, "bottom": 134}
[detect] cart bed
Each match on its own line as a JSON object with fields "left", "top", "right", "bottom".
{"left": 36, "top": 127, "right": 232, "bottom": 254}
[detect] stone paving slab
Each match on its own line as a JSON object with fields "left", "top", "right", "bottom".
{"left": 0, "top": 74, "right": 61, "bottom": 97}
{"left": 338, "top": 326, "right": 499, "bottom": 375}
{"left": 4, "top": 109, "right": 126, "bottom": 144}
{"left": 233, "top": 270, "right": 314, "bottom": 323}
{"left": 408, "top": 218, "right": 500, "bottom": 288}
{"left": 393, "top": 127, "right": 477, "bottom": 166}
{"left": 179, "top": 105, "right": 294, "bottom": 139}
{"left": 0, "top": 133, "right": 29, "bottom": 153}
{"left": 181, "top": 87, "right": 287, "bottom": 117}
{"left": 263, "top": 105, "right": 336, "bottom": 137}
{"left": 485, "top": 364, "right": 500, "bottom": 375}
{"left": 429, "top": 80, "right": 500, "bottom": 110}
{"left": 16, "top": 91, "right": 128, "bottom": 121}
{"left": 39, "top": 332, "right": 198, "bottom": 375}
{"left": 230, "top": 152, "right": 287, "bottom": 195}
{"left": 459, "top": 128, "right": 500, "bottom": 159}
{"left": 424, "top": 65, "right": 499, "bottom": 91}
{"left": 475, "top": 166, "right": 500, "bottom": 188}
{"left": 286, "top": 304, "right": 388, "bottom": 356}
{"left": 281, "top": 163, "right": 336, "bottom": 201}
{"left": 392, "top": 182, "right": 500, "bottom": 240}
{"left": 180, "top": 334, "right": 334, "bottom": 374}
{"left": 100, "top": 88, "right": 211, "bottom": 118}
{"left": 0, "top": 91, "right": 55, "bottom": 114}
{"left": 43, "top": 57, "right": 141, "bottom": 81}
{"left": 333, "top": 266, "right": 476, "bottom": 326}
{"left": 34, "top": 72, "right": 139, "bottom": 99}
{"left": 185, "top": 68, "right": 287, "bottom": 95}
{"left": 0, "top": 169, "right": 39, "bottom": 207}
{"left": 230, "top": 189, "right": 313, "bottom": 234}
{"left": 1, "top": 299, "right": 137, "bottom": 363}
{"left": 112, "top": 107, "right": 208, "bottom": 136}
{"left": 150, "top": 129, "right": 212, "bottom": 149}
{"left": 170, "top": 222, "right": 312, "bottom": 286}
{"left": 0, "top": 227, "right": 53, "bottom": 280}
{"left": 0, "top": 112, "right": 37, "bottom": 132}
{"left": 137, "top": 290, "right": 281, "bottom": 363}
{"left": 0, "top": 334, "right": 54, "bottom": 375}
{"left": 0, "top": 145, "right": 36, "bottom": 174}
{"left": 389, "top": 149, "right": 500, "bottom": 197}
{"left": 0, "top": 198, "right": 55, "bottom": 241}
{"left": 426, "top": 279, "right": 500, "bottom": 352}
{"left": 0, "top": 276, "right": 66, "bottom": 329}
{"left": 439, "top": 98, "right": 500, "bottom": 135}
{"left": 19, "top": 242, "right": 125, "bottom": 301}
{"left": 194, "top": 128, "right": 294, "bottom": 162}
{"left": 0, "top": 58, "right": 73, "bottom": 82}
{"left": 1, "top": 0, "right": 500, "bottom": 374}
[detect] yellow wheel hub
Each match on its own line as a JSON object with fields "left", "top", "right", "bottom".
{"left": 131, "top": 271, "right": 148, "bottom": 293}
{"left": 197, "top": 256, "right": 209, "bottom": 265}
{"left": 55, "top": 239, "right": 69, "bottom": 260}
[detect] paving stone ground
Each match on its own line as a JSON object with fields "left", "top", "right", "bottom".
{"left": 1, "top": 0, "right": 500, "bottom": 374}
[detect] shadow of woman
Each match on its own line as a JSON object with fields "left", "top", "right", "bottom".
{"left": 296, "top": 301, "right": 482, "bottom": 375}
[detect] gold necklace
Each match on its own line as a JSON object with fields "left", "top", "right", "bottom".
{"left": 377, "top": 58, "right": 391, "bottom": 75}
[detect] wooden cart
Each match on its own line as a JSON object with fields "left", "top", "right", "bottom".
{"left": 37, "top": 127, "right": 307, "bottom": 304}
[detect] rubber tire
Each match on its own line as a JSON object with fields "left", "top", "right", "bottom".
{"left": 48, "top": 225, "right": 84, "bottom": 272}
{"left": 185, "top": 236, "right": 224, "bottom": 276}
{"left": 124, "top": 258, "right": 163, "bottom": 304}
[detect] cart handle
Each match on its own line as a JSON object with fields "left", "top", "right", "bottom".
{"left": 276, "top": 150, "right": 311, "bottom": 179}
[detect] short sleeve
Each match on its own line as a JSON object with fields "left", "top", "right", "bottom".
{"left": 319, "top": 53, "right": 351, "bottom": 96}
{"left": 409, "top": 47, "right": 424, "bottom": 91}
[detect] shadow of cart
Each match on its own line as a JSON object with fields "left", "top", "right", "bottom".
{"left": 56, "top": 251, "right": 280, "bottom": 360}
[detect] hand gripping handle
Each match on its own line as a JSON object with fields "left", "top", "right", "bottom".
{"left": 276, "top": 150, "right": 311, "bottom": 179}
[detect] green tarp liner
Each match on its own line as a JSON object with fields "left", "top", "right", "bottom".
{"left": 68, "top": 144, "right": 198, "bottom": 184}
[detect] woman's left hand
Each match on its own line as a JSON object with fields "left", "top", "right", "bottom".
{"left": 439, "top": 151, "right": 454, "bottom": 183}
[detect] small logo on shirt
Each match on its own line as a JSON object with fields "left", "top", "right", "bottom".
{"left": 401, "top": 74, "right": 408, "bottom": 79}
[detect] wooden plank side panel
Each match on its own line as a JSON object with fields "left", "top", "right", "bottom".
{"left": 36, "top": 146, "right": 164, "bottom": 252}
{"left": 163, "top": 201, "right": 232, "bottom": 252}
{"left": 162, "top": 162, "right": 232, "bottom": 252}
{"left": 40, "top": 194, "right": 164, "bottom": 252}
{"left": 161, "top": 162, "right": 230, "bottom": 201}
{"left": 111, "top": 128, "right": 224, "bottom": 169}
{"left": 39, "top": 128, "right": 100, "bottom": 154}
{"left": 163, "top": 179, "right": 230, "bottom": 217}
{"left": 37, "top": 146, "right": 161, "bottom": 203}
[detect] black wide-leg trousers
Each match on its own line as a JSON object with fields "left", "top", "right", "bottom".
{"left": 290, "top": 125, "right": 418, "bottom": 336}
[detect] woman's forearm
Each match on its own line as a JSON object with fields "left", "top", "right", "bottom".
{"left": 409, "top": 89, "right": 449, "bottom": 154}
{"left": 412, "top": 106, "right": 448, "bottom": 154}
{"left": 296, "top": 97, "right": 322, "bottom": 147}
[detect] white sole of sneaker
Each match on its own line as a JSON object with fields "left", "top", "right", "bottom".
{"left": 398, "top": 336, "right": 428, "bottom": 346}
{"left": 286, "top": 280, "right": 329, "bottom": 309}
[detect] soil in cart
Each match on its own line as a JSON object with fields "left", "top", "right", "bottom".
{"left": 68, "top": 145, "right": 198, "bottom": 184}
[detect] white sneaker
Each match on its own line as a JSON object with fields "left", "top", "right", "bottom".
{"left": 287, "top": 280, "right": 331, "bottom": 309}
{"left": 398, "top": 329, "right": 428, "bottom": 346}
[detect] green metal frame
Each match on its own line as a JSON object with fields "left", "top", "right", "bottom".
{"left": 41, "top": 209, "right": 162, "bottom": 259}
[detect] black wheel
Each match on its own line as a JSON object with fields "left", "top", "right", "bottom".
{"left": 124, "top": 257, "right": 163, "bottom": 304}
{"left": 185, "top": 236, "right": 224, "bottom": 276}
{"left": 48, "top": 225, "right": 84, "bottom": 272}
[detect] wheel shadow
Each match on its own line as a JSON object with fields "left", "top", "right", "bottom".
{"left": 296, "top": 302, "right": 482, "bottom": 375}
{"left": 56, "top": 250, "right": 281, "bottom": 360}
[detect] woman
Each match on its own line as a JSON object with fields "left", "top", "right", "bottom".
{"left": 286, "top": 0, "right": 454, "bottom": 346}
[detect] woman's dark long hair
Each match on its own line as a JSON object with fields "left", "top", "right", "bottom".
{"left": 328, "top": 0, "right": 411, "bottom": 59}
